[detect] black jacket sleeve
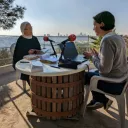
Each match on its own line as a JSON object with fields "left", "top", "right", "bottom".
{"left": 12, "top": 37, "right": 20, "bottom": 70}
{"left": 35, "top": 37, "right": 41, "bottom": 50}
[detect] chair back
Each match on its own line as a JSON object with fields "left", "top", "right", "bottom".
{"left": 90, "top": 73, "right": 128, "bottom": 96}
{"left": 121, "top": 79, "right": 128, "bottom": 94}
{"left": 10, "top": 43, "right": 16, "bottom": 56}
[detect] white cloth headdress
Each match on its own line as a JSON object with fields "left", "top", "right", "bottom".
{"left": 20, "top": 21, "right": 32, "bottom": 39}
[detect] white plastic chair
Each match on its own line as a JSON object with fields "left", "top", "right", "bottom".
{"left": 10, "top": 43, "right": 16, "bottom": 56}
{"left": 10, "top": 43, "right": 19, "bottom": 83}
{"left": 10, "top": 43, "right": 18, "bottom": 83}
{"left": 83, "top": 75, "right": 128, "bottom": 128}
{"left": 10, "top": 43, "right": 27, "bottom": 91}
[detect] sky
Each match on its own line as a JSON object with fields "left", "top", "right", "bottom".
{"left": 0, "top": 0, "right": 128, "bottom": 36}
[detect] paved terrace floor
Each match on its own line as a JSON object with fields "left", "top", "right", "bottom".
{"left": 0, "top": 71, "right": 128, "bottom": 128}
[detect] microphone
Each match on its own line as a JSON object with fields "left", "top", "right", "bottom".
{"left": 43, "top": 36, "right": 57, "bottom": 57}
{"left": 61, "top": 34, "right": 76, "bottom": 44}
{"left": 43, "top": 36, "right": 55, "bottom": 42}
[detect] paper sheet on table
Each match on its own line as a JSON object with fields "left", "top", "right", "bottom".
{"left": 30, "top": 60, "right": 43, "bottom": 72}
{"left": 40, "top": 53, "right": 50, "bottom": 59}
{"left": 41, "top": 48, "right": 50, "bottom": 53}
{"left": 45, "top": 56, "right": 58, "bottom": 62}
{"left": 40, "top": 54, "right": 58, "bottom": 62}
{"left": 31, "top": 60, "right": 43, "bottom": 66}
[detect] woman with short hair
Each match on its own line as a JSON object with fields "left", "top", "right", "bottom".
{"left": 13, "top": 21, "right": 41, "bottom": 90}
{"left": 84, "top": 11, "right": 128, "bottom": 110}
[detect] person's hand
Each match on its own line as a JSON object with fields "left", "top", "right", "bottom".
{"left": 83, "top": 51, "right": 93, "bottom": 59}
{"left": 28, "top": 49, "right": 41, "bottom": 54}
{"left": 83, "top": 48, "right": 98, "bottom": 59}
{"left": 28, "top": 49, "right": 35, "bottom": 54}
{"left": 34, "top": 50, "right": 41, "bottom": 54}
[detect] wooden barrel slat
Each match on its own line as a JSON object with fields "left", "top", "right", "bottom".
{"left": 73, "top": 74, "right": 77, "bottom": 110}
{"left": 68, "top": 74, "right": 73, "bottom": 117}
{"left": 76, "top": 87, "right": 79, "bottom": 109}
{"left": 52, "top": 76, "right": 57, "bottom": 120}
{"left": 42, "top": 77, "right": 46, "bottom": 114}
{"left": 36, "top": 77, "right": 41, "bottom": 96}
{"left": 63, "top": 75, "right": 69, "bottom": 116}
{"left": 46, "top": 77, "right": 52, "bottom": 119}
{"left": 31, "top": 79, "right": 36, "bottom": 93}
{"left": 37, "top": 77, "right": 42, "bottom": 111}
{"left": 57, "top": 76, "right": 62, "bottom": 119}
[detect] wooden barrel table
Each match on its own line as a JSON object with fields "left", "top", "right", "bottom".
{"left": 31, "top": 71, "right": 84, "bottom": 119}
{"left": 16, "top": 58, "right": 89, "bottom": 120}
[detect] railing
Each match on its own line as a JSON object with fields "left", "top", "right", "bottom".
{"left": 0, "top": 47, "right": 12, "bottom": 66}
{"left": 0, "top": 43, "right": 91, "bottom": 67}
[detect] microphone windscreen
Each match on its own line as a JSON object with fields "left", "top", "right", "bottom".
{"left": 43, "top": 36, "right": 49, "bottom": 41}
{"left": 68, "top": 34, "right": 76, "bottom": 42}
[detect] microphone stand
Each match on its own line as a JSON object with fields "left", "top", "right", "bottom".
{"left": 43, "top": 41, "right": 46, "bottom": 49}
{"left": 59, "top": 43, "right": 66, "bottom": 62}
{"left": 50, "top": 41, "right": 57, "bottom": 57}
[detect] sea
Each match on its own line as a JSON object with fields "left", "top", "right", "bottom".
{"left": 0, "top": 35, "right": 91, "bottom": 48}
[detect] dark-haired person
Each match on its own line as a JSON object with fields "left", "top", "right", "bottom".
{"left": 83, "top": 11, "right": 128, "bottom": 110}
{"left": 13, "top": 21, "right": 41, "bottom": 90}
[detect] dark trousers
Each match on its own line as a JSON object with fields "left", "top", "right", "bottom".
{"left": 85, "top": 71, "right": 125, "bottom": 105}
{"left": 20, "top": 73, "right": 30, "bottom": 85}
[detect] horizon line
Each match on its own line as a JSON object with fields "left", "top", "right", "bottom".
{"left": 0, "top": 35, "right": 93, "bottom": 37}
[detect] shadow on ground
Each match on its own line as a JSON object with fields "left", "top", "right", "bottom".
{"left": 27, "top": 109, "right": 128, "bottom": 128}
{"left": 0, "top": 84, "right": 12, "bottom": 107}
{"left": 0, "top": 71, "right": 128, "bottom": 128}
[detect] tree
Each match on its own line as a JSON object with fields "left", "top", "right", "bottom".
{"left": 0, "top": 0, "right": 26, "bottom": 29}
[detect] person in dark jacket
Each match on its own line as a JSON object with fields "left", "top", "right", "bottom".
{"left": 13, "top": 21, "right": 41, "bottom": 90}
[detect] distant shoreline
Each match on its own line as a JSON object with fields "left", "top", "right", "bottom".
{"left": 0, "top": 35, "right": 93, "bottom": 37}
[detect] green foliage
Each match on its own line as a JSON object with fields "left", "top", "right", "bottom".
{"left": 0, "top": 0, "right": 26, "bottom": 29}
{"left": 0, "top": 48, "right": 12, "bottom": 66}
{"left": 90, "top": 36, "right": 102, "bottom": 50}
{"left": 0, "top": 48, "right": 10, "bottom": 58}
{"left": 75, "top": 43, "right": 90, "bottom": 54}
